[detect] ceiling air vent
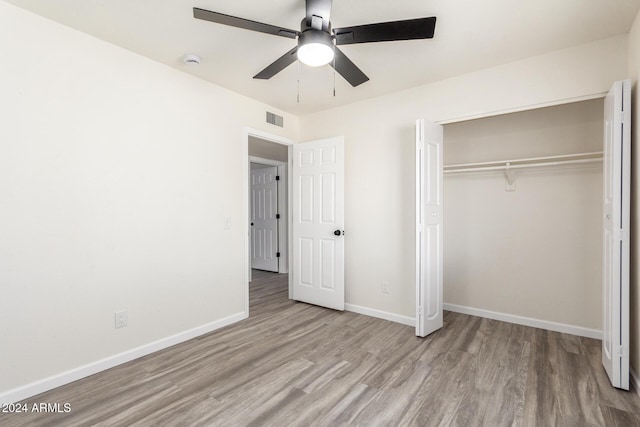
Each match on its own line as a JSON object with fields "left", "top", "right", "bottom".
{"left": 266, "top": 111, "right": 284, "bottom": 128}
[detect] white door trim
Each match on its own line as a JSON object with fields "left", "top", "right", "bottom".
{"left": 249, "top": 156, "right": 288, "bottom": 274}
{"left": 249, "top": 156, "right": 288, "bottom": 166}
{"left": 243, "top": 128, "right": 294, "bottom": 317}
{"left": 437, "top": 93, "right": 607, "bottom": 125}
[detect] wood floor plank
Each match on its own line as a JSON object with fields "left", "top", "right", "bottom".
{"left": 309, "top": 383, "right": 380, "bottom": 426}
{"left": 2, "top": 270, "right": 640, "bottom": 426}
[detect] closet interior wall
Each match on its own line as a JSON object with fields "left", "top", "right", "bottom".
{"left": 443, "top": 99, "right": 604, "bottom": 331}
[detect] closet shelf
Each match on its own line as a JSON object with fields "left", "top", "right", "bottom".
{"left": 444, "top": 152, "right": 603, "bottom": 174}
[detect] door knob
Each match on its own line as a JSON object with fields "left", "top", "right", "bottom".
{"left": 334, "top": 230, "right": 343, "bottom": 236}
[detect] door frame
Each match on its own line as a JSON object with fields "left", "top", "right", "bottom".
{"left": 243, "top": 128, "right": 295, "bottom": 316}
{"left": 249, "top": 157, "right": 288, "bottom": 274}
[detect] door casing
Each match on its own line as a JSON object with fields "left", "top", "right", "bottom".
{"left": 244, "top": 128, "right": 294, "bottom": 316}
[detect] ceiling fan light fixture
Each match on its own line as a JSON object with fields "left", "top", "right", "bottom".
{"left": 298, "top": 43, "right": 334, "bottom": 67}
{"left": 297, "top": 30, "right": 334, "bottom": 67}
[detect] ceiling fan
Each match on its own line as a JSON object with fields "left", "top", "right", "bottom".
{"left": 193, "top": 0, "right": 436, "bottom": 87}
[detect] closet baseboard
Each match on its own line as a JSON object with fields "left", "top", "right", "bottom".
{"left": 344, "top": 302, "right": 602, "bottom": 340}
{"left": 444, "top": 303, "right": 602, "bottom": 340}
{"left": 345, "top": 304, "right": 415, "bottom": 327}
{"left": 344, "top": 303, "right": 601, "bottom": 341}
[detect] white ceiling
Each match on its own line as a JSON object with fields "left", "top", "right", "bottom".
{"left": 5, "top": 0, "right": 640, "bottom": 115}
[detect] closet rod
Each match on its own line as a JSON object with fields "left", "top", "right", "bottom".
{"left": 444, "top": 151, "right": 603, "bottom": 173}
{"left": 444, "top": 151, "right": 603, "bottom": 168}
{"left": 444, "top": 157, "right": 602, "bottom": 174}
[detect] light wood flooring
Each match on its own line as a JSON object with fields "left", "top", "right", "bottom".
{"left": 2, "top": 270, "right": 640, "bottom": 426}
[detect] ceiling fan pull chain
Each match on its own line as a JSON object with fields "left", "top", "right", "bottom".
{"left": 297, "top": 60, "right": 300, "bottom": 103}
{"left": 333, "top": 53, "right": 336, "bottom": 97}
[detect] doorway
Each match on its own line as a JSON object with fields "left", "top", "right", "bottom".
{"left": 244, "top": 129, "right": 294, "bottom": 316}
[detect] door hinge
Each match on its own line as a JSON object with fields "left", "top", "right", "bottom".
{"left": 418, "top": 306, "right": 423, "bottom": 316}
{"left": 276, "top": 175, "right": 280, "bottom": 181}
{"left": 614, "top": 346, "right": 627, "bottom": 358}
{"left": 276, "top": 214, "right": 280, "bottom": 219}
{"left": 276, "top": 252, "right": 281, "bottom": 258}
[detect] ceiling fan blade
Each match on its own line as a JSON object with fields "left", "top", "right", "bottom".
{"left": 193, "top": 8, "right": 299, "bottom": 39}
{"left": 334, "top": 17, "right": 436, "bottom": 45}
{"left": 331, "top": 47, "right": 369, "bottom": 87}
{"left": 253, "top": 47, "right": 299, "bottom": 80}
{"left": 305, "top": 0, "right": 332, "bottom": 30}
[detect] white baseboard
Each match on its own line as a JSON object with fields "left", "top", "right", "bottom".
{"left": 0, "top": 311, "right": 247, "bottom": 405}
{"left": 631, "top": 368, "right": 640, "bottom": 397}
{"left": 444, "top": 303, "right": 602, "bottom": 340}
{"left": 345, "top": 303, "right": 415, "bottom": 327}
{"left": 344, "top": 302, "right": 602, "bottom": 340}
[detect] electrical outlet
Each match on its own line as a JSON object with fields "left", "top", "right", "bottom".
{"left": 382, "top": 281, "right": 390, "bottom": 294}
{"left": 224, "top": 217, "right": 232, "bottom": 230}
{"left": 114, "top": 310, "right": 128, "bottom": 329}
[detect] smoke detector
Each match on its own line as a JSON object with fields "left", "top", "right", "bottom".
{"left": 182, "top": 54, "right": 201, "bottom": 65}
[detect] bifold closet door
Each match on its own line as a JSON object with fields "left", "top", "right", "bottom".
{"left": 601, "top": 79, "right": 630, "bottom": 390}
{"left": 416, "top": 119, "right": 444, "bottom": 337}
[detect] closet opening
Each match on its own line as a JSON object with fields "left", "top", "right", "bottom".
{"left": 441, "top": 99, "right": 604, "bottom": 339}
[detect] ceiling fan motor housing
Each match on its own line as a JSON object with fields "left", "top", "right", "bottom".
{"left": 298, "top": 28, "right": 334, "bottom": 48}
{"left": 297, "top": 16, "right": 335, "bottom": 67}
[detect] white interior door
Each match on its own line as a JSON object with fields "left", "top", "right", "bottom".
{"left": 251, "top": 165, "right": 279, "bottom": 272}
{"left": 602, "top": 79, "right": 631, "bottom": 390}
{"left": 291, "top": 137, "right": 344, "bottom": 310}
{"left": 416, "top": 119, "right": 443, "bottom": 337}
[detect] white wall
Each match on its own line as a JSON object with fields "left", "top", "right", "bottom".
{"left": 628, "top": 8, "right": 640, "bottom": 384}
{"left": 300, "top": 36, "right": 627, "bottom": 321}
{"left": 0, "top": 1, "right": 298, "bottom": 397}
{"left": 444, "top": 100, "right": 603, "bottom": 330}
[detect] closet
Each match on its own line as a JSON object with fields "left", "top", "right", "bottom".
{"left": 441, "top": 99, "right": 604, "bottom": 334}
